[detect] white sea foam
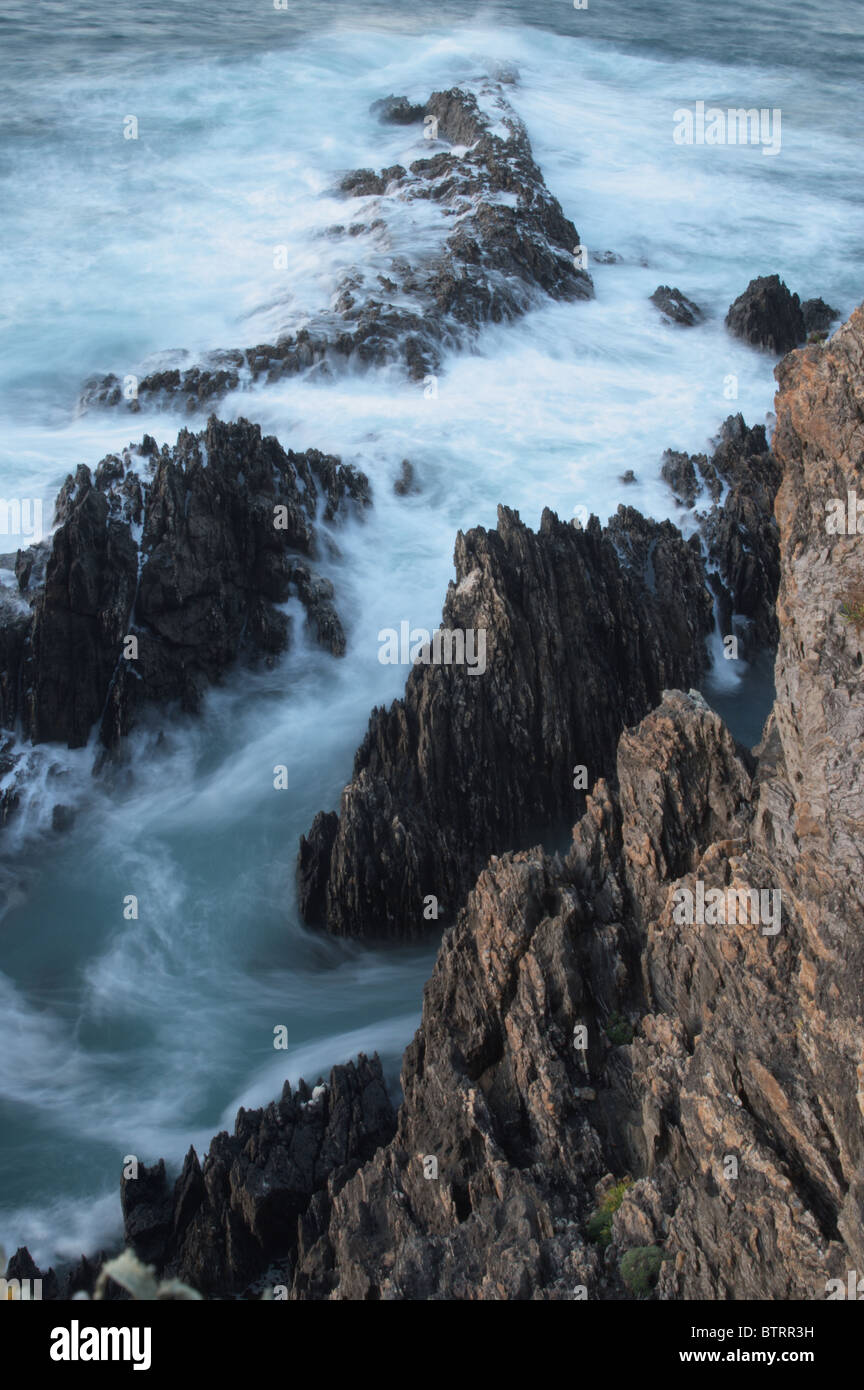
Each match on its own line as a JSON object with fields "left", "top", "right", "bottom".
{"left": 0, "top": 10, "right": 861, "bottom": 1264}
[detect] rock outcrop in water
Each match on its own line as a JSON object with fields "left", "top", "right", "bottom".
{"left": 11, "top": 305, "right": 863, "bottom": 1303}
{"left": 801, "top": 297, "right": 839, "bottom": 338}
{"left": 5, "top": 1055, "right": 394, "bottom": 1299}
{"left": 285, "top": 305, "right": 864, "bottom": 1300}
{"left": 650, "top": 285, "right": 703, "bottom": 326}
{"left": 79, "top": 84, "right": 591, "bottom": 413}
{"left": 0, "top": 417, "right": 369, "bottom": 787}
{"left": 119, "top": 1055, "right": 395, "bottom": 1297}
{"left": 725, "top": 274, "right": 806, "bottom": 354}
{"left": 298, "top": 504, "right": 715, "bottom": 941}
{"left": 661, "top": 413, "right": 782, "bottom": 655}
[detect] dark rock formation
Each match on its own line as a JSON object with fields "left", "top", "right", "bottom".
{"left": 298, "top": 504, "right": 715, "bottom": 940}
{"left": 725, "top": 274, "right": 805, "bottom": 354}
{"left": 393, "top": 459, "right": 419, "bottom": 495}
{"left": 5, "top": 1055, "right": 394, "bottom": 1299}
{"left": 661, "top": 414, "right": 782, "bottom": 654}
{"left": 14, "top": 308, "right": 863, "bottom": 1304}
{"left": 120, "top": 1055, "right": 394, "bottom": 1296}
{"left": 3, "top": 1245, "right": 60, "bottom": 1300}
{"left": 0, "top": 416, "right": 369, "bottom": 757}
{"left": 801, "top": 296, "right": 839, "bottom": 337}
{"left": 280, "top": 304, "right": 864, "bottom": 1300}
{"left": 370, "top": 95, "right": 426, "bottom": 125}
{"left": 650, "top": 285, "right": 703, "bottom": 326}
{"left": 80, "top": 85, "right": 591, "bottom": 412}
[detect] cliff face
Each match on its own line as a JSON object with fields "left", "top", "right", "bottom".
{"left": 11, "top": 310, "right": 860, "bottom": 1304}
{"left": 286, "top": 308, "right": 863, "bottom": 1299}
{"left": 287, "top": 694, "right": 850, "bottom": 1300}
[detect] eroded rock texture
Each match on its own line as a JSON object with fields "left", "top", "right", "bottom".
{"left": 12, "top": 310, "right": 862, "bottom": 1304}
{"left": 79, "top": 85, "right": 591, "bottom": 413}
{"left": 282, "top": 308, "right": 863, "bottom": 1300}
{"left": 118, "top": 1056, "right": 395, "bottom": 1297}
{"left": 299, "top": 505, "right": 714, "bottom": 940}
{"left": 661, "top": 413, "right": 782, "bottom": 654}
{"left": 650, "top": 285, "right": 703, "bottom": 326}
{"left": 0, "top": 417, "right": 369, "bottom": 754}
{"left": 725, "top": 274, "right": 806, "bottom": 355}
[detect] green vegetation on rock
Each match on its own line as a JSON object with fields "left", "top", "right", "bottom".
{"left": 585, "top": 1178, "right": 633, "bottom": 1247}
{"left": 620, "top": 1244, "right": 667, "bottom": 1296}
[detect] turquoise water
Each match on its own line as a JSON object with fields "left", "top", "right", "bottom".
{"left": 0, "top": 0, "right": 861, "bottom": 1265}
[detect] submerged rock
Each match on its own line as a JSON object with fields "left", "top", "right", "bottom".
{"left": 393, "top": 458, "right": 420, "bottom": 495}
{"left": 370, "top": 94, "right": 427, "bottom": 125}
{"left": 650, "top": 285, "right": 703, "bottom": 326}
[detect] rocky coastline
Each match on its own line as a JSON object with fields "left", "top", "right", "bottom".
{"left": 6, "top": 294, "right": 862, "bottom": 1300}
{"left": 1, "top": 71, "right": 860, "bottom": 1302}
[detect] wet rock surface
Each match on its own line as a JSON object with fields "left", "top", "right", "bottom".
{"left": 298, "top": 503, "right": 715, "bottom": 940}
{"left": 79, "top": 85, "right": 591, "bottom": 414}
{"left": 0, "top": 417, "right": 369, "bottom": 762}
{"left": 661, "top": 413, "right": 782, "bottom": 655}
{"left": 801, "top": 296, "right": 839, "bottom": 337}
{"left": 725, "top": 273, "right": 806, "bottom": 354}
{"left": 11, "top": 306, "right": 863, "bottom": 1301}
{"left": 650, "top": 285, "right": 703, "bottom": 326}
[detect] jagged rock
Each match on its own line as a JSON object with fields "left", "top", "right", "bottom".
{"left": 3, "top": 1246, "right": 59, "bottom": 1300}
{"left": 288, "top": 672, "right": 856, "bottom": 1299}
{"left": 20, "top": 289, "right": 862, "bottom": 1302}
{"left": 119, "top": 1055, "right": 395, "bottom": 1295}
{"left": 298, "top": 504, "right": 714, "bottom": 939}
{"left": 650, "top": 285, "right": 703, "bottom": 326}
{"left": 0, "top": 417, "right": 370, "bottom": 758}
{"left": 20, "top": 307, "right": 863, "bottom": 1303}
{"left": 661, "top": 414, "right": 782, "bottom": 655}
{"left": 80, "top": 85, "right": 591, "bottom": 412}
{"left": 725, "top": 274, "right": 805, "bottom": 354}
{"left": 661, "top": 449, "right": 705, "bottom": 508}
{"left": 370, "top": 95, "right": 426, "bottom": 125}
{"left": 801, "top": 296, "right": 839, "bottom": 337}
{"left": 281, "top": 307, "right": 864, "bottom": 1301}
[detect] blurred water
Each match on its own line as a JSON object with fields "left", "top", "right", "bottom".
{"left": 0, "top": 1, "right": 861, "bottom": 1266}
